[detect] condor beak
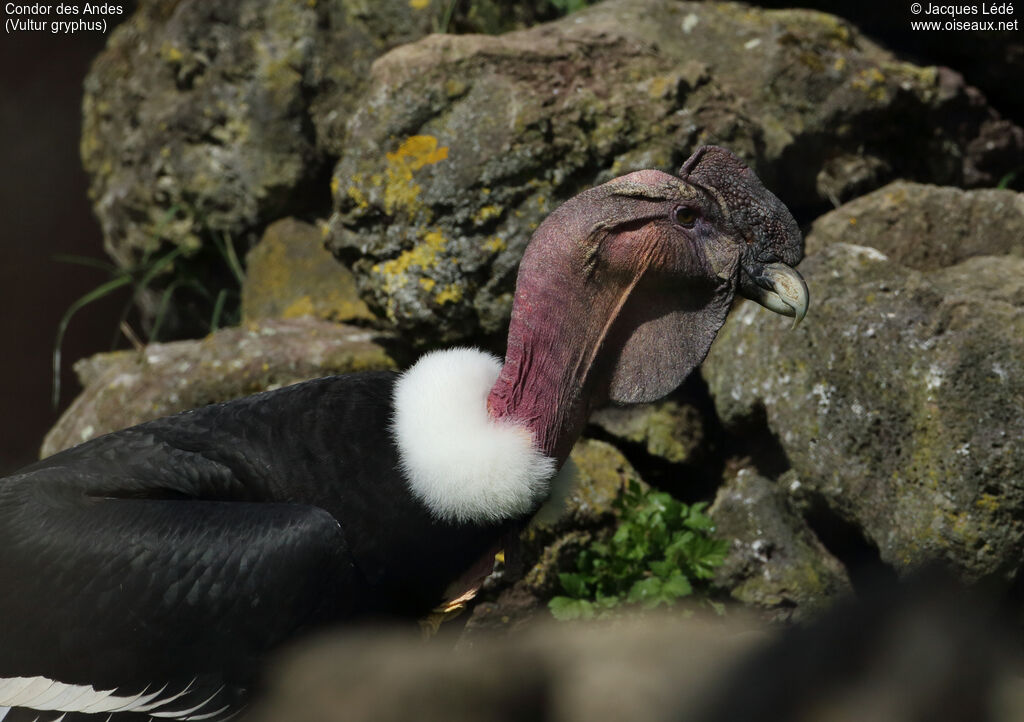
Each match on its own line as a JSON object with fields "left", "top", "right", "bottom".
{"left": 739, "top": 261, "right": 809, "bottom": 327}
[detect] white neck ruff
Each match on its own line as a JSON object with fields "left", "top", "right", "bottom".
{"left": 391, "top": 348, "right": 557, "bottom": 524}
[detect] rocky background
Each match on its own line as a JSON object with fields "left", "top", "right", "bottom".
{"left": 34, "top": 0, "right": 1024, "bottom": 716}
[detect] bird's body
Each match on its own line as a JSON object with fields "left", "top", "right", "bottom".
{"left": 0, "top": 146, "right": 808, "bottom": 721}
{"left": 0, "top": 353, "right": 538, "bottom": 721}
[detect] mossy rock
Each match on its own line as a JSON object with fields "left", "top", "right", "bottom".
{"left": 703, "top": 188, "right": 1024, "bottom": 583}
{"left": 42, "top": 318, "right": 395, "bottom": 457}
{"left": 806, "top": 181, "right": 1024, "bottom": 270}
{"left": 711, "top": 468, "right": 851, "bottom": 621}
{"left": 241, "top": 218, "right": 376, "bottom": 325}
{"left": 325, "top": 0, "right": 1021, "bottom": 343}
{"left": 589, "top": 399, "right": 704, "bottom": 465}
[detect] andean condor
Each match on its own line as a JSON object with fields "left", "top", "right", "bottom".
{"left": 0, "top": 146, "right": 807, "bottom": 721}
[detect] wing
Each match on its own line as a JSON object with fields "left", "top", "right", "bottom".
{"left": 0, "top": 444, "right": 358, "bottom": 720}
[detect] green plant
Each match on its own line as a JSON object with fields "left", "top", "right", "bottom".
{"left": 548, "top": 0, "right": 594, "bottom": 13}
{"left": 997, "top": 169, "right": 1020, "bottom": 190}
{"left": 549, "top": 481, "right": 728, "bottom": 620}
{"left": 52, "top": 216, "right": 246, "bottom": 406}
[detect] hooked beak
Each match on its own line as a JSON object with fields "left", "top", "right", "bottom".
{"left": 739, "top": 261, "right": 809, "bottom": 327}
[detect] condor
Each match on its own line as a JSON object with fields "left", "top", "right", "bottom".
{"left": 0, "top": 146, "right": 806, "bottom": 721}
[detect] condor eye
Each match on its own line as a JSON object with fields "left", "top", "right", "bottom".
{"left": 673, "top": 206, "right": 698, "bottom": 228}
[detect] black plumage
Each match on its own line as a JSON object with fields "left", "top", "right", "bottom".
{"left": 0, "top": 373, "right": 509, "bottom": 721}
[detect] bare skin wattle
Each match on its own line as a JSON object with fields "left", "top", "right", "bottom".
{"left": 487, "top": 146, "right": 808, "bottom": 466}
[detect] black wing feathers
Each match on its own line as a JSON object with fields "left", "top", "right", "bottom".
{"left": 0, "top": 371, "right": 509, "bottom": 720}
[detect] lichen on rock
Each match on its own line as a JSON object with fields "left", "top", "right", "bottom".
{"left": 41, "top": 319, "right": 396, "bottom": 458}
{"left": 703, "top": 186, "right": 1024, "bottom": 583}
{"left": 711, "top": 468, "right": 851, "bottom": 621}
{"left": 324, "top": 0, "right": 1022, "bottom": 343}
{"left": 241, "top": 218, "right": 376, "bottom": 325}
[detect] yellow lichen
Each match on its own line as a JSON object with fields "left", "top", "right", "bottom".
{"left": 473, "top": 204, "right": 503, "bottom": 225}
{"left": 851, "top": 67, "right": 888, "bottom": 102}
{"left": 647, "top": 75, "right": 671, "bottom": 99}
{"left": 976, "top": 494, "right": 1001, "bottom": 513}
{"left": 282, "top": 295, "right": 315, "bottom": 319}
{"left": 445, "top": 79, "right": 467, "bottom": 98}
{"left": 161, "top": 43, "right": 183, "bottom": 63}
{"left": 382, "top": 135, "right": 449, "bottom": 216}
{"left": 347, "top": 184, "right": 370, "bottom": 211}
{"left": 409, "top": 0, "right": 430, "bottom": 8}
{"left": 376, "top": 230, "right": 449, "bottom": 290}
{"left": 388, "top": 135, "right": 450, "bottom": 171}
{"left": 484, "top": 236, "right": 506, "bottom": 254}
{"left": 419, "top": 278, "right": 437, "bottom": 292}
{"left": 330, "top": 176, "right": 340, "bottom": 196}
{"left": 435, "top": 284, "right": 463, "bottom": 305}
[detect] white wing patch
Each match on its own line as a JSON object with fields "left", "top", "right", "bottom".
{"left": 0, "top": 676, "right": 231, "bottom": 721}
{"left": 392, "top": 348, "right": 557, "bottom": 524}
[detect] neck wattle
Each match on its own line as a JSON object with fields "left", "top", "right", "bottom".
{"left": 486, "top": 287, "right": 618, "bottom": 467}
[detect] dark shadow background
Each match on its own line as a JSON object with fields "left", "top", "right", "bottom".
{"left": 0, "top": 2, "right": 1019, "bottom": 477}
{"left": 0, "top": 22, "right": 130, "bottom": 475}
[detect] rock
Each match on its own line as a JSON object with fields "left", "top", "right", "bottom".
{"left": 241, "top": 218, "right": 375, "bottom": 325}
{"left": 710, "top": 468, "right": 851, "bottom": 621}
{"left": 703, "top": 198, "right": 1024, "bottom": 581}
{"left": 326, "top": 0, "right": 1022, "bottom": 342}
{"left": 41, "top": 318, "right": 395, "bottom": 456}
{"left": 81, "top": 0, "right": 509, "bottom": 270}
{"left": 250, "top": 577, "right": 1022, "bottom": 722}
{"left": 79, "top": 0, "right": 567, "bottom": 334}
{"left": 589, "top": 399, "right": 704, "bottom": 465}
{"left": 747, "top": 0, "right": 1024, "bottom": 128}
{"left": 250, "top": 615, "right": 767, "bottom": 722}
{"left": 806, "top": 181, "right": 1024, "bottom": 270}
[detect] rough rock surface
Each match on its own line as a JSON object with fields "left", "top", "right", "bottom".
{"left": 41, "top": 318, "right": 395, "bottom": 457}
{"left": 703, "top": 189, "right": 1024, "bottom": 581}
{"left": 806, "top": 181, "right": 1024, "bottom": 270}
{"left": 589, "top": 398, "right": 704, "bottom": 465}
{"left": 325, "top": 0, "right": 1023, "bottom": 341}
{"left": 81, "top": 0, "right": 560, "bottom": 270}
{"left": 710, "top": 468, "right": 851, "bottom": 620}
{"left": 251, "top": 615, "right": 767, "bottom": 722}
{"left": 750, "top": 0, "right": 1024, "bottom": 126}
{"left": 250, "top": 578, "right": 1021, "bottom": 722}
{"left": 241, "top": 218, "right": 375, "bottom": 324}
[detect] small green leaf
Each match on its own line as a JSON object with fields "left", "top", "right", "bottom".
{"left": 558, "top": 572, "right": 590, "bottom": 598}
{"left": 549, "top": 596, "right": 595, "bottom": 620}
{"left": 627, "top": 577, "right": 664, "bottom": 606}
{"left": 648, "top": 560, "right": 677, "bottom": 578}
{"left": 549, "top": 596, "right": 584, "bottom": 620}
{"left": 661, "top": 573, "right": 693, "bottom": 599}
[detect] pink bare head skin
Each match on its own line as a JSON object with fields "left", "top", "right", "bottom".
{"left": 487, "top": 146, "right": 805, "bottom": 465}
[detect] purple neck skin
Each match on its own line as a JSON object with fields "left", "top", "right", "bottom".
{"left": 486, "top": 237, "right": 631, "bottom": 466}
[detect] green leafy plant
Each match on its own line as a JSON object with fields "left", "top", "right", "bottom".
{"left": 549, "top": 481, "right": 728, "bottom": 620}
